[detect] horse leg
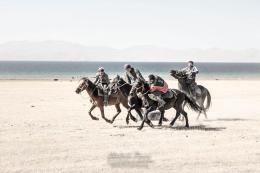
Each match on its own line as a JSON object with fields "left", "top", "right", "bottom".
{"left": 179, "top": 102, "right": 186, "bottom": 121}
{"left": 126, "top": 108, "right": 131, "bottom": 125}
{"left": 196, "top": 98, "right": 205, "bottom": 120}
{"left": 180, "top": 109, "right": 189, "bottom": 128}
{"left": 121, "top": 100, "right": 137, "bottom": 123}
{"left": 138, "top": 118, "right": 146, "bottom": 130}
{"left": 99, "top": 106, "right": 112, "bottom": 123}
{"left": 163, "top": 117, "right": 168, "bottom": 121}
{"left": 135, "top": 108, "right": 143, "bottom": 121}
{"left": 197, "top": 112, "right": 201, "bottom": 120}
{"left": 138, "top": 109, "right": 153, "bottom": 130}
{"left": 201, "top": 95, "right": 208, "bottom": 119}
{"left": 158, "top": 110, "right": 165, "bottom": 126}
{"left": 179, "top": 95, "right": 190, "bottom": 127}
{"left": 170, "top": 111, "right": 181, "bottom": 127}
{"left": 203, "top": 109, "right": 208, "bottom": 119}
{"left": 88, "top": 104, "right": 99, "bottom": 120}
{"left": 111, "top": 104, "right": 121, "bottom": 123}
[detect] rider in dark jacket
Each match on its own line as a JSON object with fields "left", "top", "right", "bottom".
{"left": 148, "top": 74, "right": 168, "bottom": 108}
{"left": 124, "top": 64, "right": 145, "bottom": 84}
{"left": 94, "top": 67, "right": 110, "bottom": 106}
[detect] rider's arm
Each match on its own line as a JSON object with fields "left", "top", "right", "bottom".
{"left": 192, "top": 66, "right": 199, "bottom": 74}
{"left": 125, "top": 73, "right": 131, "bottom": 84}
{"left": 94, "top": 74, "right": 99, "bottom": 84}
{"left": 136, "top": 69, "right": 145, "bottom": 81}
{"left": 105, "top": 73, "right": 110, "bottom": 84}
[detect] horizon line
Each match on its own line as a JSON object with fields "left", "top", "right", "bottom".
{"left": 0, "top": 60, "right": 259, "bottom": 63}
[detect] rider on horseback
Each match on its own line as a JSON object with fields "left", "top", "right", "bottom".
{"left": 148, "top": 74, "right": 168, "bottom": 108}
{"left": 180, "top": 61, "right": 199, "bottom": 98}
{"left": 94, "top": 67, "right": 110, "bottom": 106}
{"left": 124, "top": 64, "right": 145, "bottom": 84}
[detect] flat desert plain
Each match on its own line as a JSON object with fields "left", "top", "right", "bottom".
{"left": 0, "top": 80, "right": 260, "bottom": 173}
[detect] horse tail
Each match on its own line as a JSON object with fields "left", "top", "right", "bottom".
{"left": 204, "top": 88, "right": 211, "bottom": 111}
{"left": 184, "top": 94, "right": 202, "bottom": 113}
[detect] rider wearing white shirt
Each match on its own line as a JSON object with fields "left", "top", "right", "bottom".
{"left": 180, "top": 61, "right": 199, "bottom": 97}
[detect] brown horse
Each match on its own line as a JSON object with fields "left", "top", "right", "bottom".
{"left": 75, "top": 77, "right": 137, "bottom": 123}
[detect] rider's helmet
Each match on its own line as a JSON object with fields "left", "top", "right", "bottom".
{"left": 148, "top": 74, "right": 156, "bottom": 81}
{"left": 188, "top": 61, "right": 194, "bottom": 66}
{"left": 124, "top": 64, "right": 131, "bottom": 70}
{"left": 98, "top": 67, "right": 105, "bottom": 72}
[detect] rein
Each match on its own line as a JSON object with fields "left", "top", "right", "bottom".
{"left": 117, "top": 82, "right": 128, "bottom": 88}
{"left": 81, "top": 81, "right": 97, "bottom": 98}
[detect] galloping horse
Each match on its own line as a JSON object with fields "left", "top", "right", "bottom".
{"left": 170, "top": 70, "right": 211, "bottom": 119}
{"left": 129, "top": 80, "right": 202, "bottom": 130}
{"left": 110, "top": 75, "right": 144, "bottom": 124}
{"left": 75, "top": 77, "right": 137, "bottom": 123}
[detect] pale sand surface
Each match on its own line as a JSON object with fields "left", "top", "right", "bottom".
{"left": 0, "top": 80, "right": 260, "bottom": 173}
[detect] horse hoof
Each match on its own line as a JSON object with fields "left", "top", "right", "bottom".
{"left": 91, "top": 117, "right": 99, "bottom": 120}
{"left": 185, "top": 125, "right": 190, "bottom": 128}
{"left": 107, "top": 120, "right": 113, "bottom": 124}
{"left": 126, "top": 120, "right": 129, "bottom": 125}
{"left": 149, "top": 123, "right": 154, "bottom": 128}
{"left": 158, "top": 123, "right": 162, "bottom": 126}
{"left": 163, "top": 118, "right": 168, "bottom": 122}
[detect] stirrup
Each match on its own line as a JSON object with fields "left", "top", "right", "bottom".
{"left": 158, "top": 100, "right": 166, "bottom": 109}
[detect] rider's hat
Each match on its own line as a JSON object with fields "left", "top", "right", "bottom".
{"left": 188, "top": 61, "right": 194, "bottom": 65}
{"left": 98, "top": 67, "right": 105, "bottom": 72}
{"left": 124, "top": 64, "right": 131, "bottom": 70}
{"left": 148, "top": 74, "right": 155, "bottom": 80}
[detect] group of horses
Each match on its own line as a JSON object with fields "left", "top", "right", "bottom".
{"left": 75, "top": 70, "right": 211, "bottom": 130}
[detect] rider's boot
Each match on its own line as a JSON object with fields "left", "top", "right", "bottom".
{"left": 155, "top": 96, "right": 166, "bottom": 109}
{"left": 103, "top": 88, "right": 109, "bottom": 106}
{"left": 190, "top": 83, "right": 196, "bottom": 99}
{"left": 191, "top": 89, "right": 196, "bottom": 99}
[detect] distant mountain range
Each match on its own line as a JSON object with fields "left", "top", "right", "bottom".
{"left": 0, "top": 41, "right": 259, "bottom": 62}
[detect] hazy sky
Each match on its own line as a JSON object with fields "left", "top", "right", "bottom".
{"left": 0, "top": 0, "right": 260, "bottom": 49}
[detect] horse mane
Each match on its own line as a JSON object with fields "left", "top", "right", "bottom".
{"left": 143, "top": 82, "right": 150, "bottom": 92}
{"left": 79, "top": 77, "right": 88, "bottom": 82}
{"left": 170, "top": 70, "right": 186, "bottom": 79}
{"left": 119, "top": 77, "right": 127, "bottom": 84}
{"left": 80, "top": 77, "right": 96, "bottom": 91}
{"left": 115, "top": 75, "right": 130, "bottom": 87}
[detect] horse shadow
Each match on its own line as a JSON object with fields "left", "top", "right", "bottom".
{"left": 158, "top": 125, "right": 226, "bottom": 131}
{"left": 114, "top": 124, "right": 226, "bottom": 131}
{"left": 204, "top": 118, "right": 251, "bottom": 122}
{"left": 114, "top": 125, "right": 141, "bottom": 129}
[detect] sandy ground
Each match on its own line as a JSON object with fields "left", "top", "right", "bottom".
{"left": 0, "top": 80, "right": 260, "bottom": 173}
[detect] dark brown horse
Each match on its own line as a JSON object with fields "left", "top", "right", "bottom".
{"left": 130, "top": 81, "right": 202, "bottom": 130}
{"left": 170, "top": 70, "right": 211, "bottom": 119}
{"left": 75, "top": 77, "right": 137, "bottom": 123}
{"left": 110, "top": 75, "right": 144, "bottom": 124}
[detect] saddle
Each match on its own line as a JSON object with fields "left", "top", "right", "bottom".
{"left": 148, "top": 89, "right": 176, "bottom": 101}
{"left": 97, "top": 87, "right": 118, "bottom": 98}
{"left": 162, "top": 89, "right": 176, "bottom": 99}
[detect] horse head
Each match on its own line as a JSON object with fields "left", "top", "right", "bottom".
{"left": 170, "top": 70, "right": 186, "bottom": 79}
{"left": 111, "top": 75, "right": 120, "bottom": 84}
{"left": 75, "top": 77, "right": 94, "bottom": 94}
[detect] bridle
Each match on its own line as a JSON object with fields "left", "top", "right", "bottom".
{"left": 173, "top": 71, "right": 186, "bottom": 79}
{"left": 78, "top": 79, "right": 97, "bottom": 97}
